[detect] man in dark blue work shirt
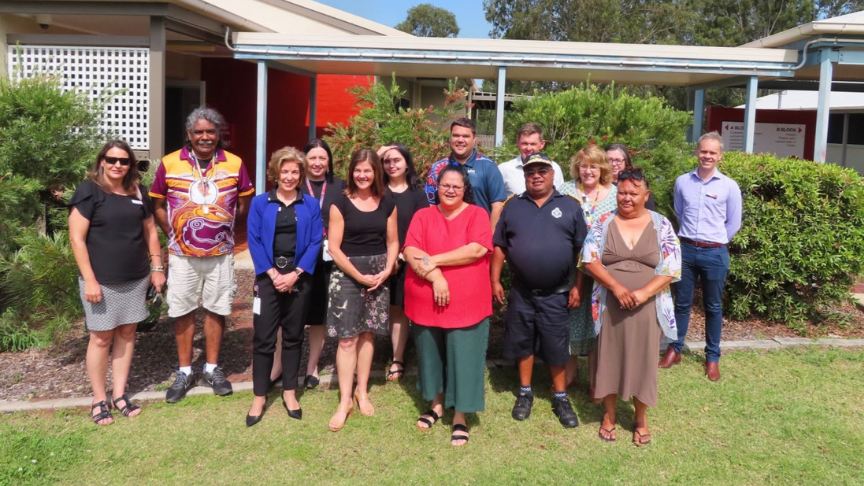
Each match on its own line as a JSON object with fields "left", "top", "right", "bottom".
{"left": 424, "top": 117, "right": 507, "bottom": 231}
{"left": 491, "top": 153, "right": 588, "bottom": 429}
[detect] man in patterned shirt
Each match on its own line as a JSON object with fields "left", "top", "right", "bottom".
{"left": 150, "top": 107, "right": 254, "bottom": 403}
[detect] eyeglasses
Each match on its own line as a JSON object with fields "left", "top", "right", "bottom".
{"left": 608, "top": 158, "right": 626, "bottom": 165}
{"left": 524, "top": 168, "right": 552, "bottom": 177}
{"left": 617, "top": 171, "right": 645, "bottom": 181}
{"left": 104, "top": 156, "right": 132, "bottom": 166}
{"left": 439, "top": 184, "right": 464, "bottom": 192}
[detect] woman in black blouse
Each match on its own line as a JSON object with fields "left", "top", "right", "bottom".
{"left": 378, "top": 143, "right": 429, "bottom": 381}
{"left": 69, "top": 140, "right": 165, "bottom": 424}
{"left": 326, "top": 149, "right": 399, "bottom": 431}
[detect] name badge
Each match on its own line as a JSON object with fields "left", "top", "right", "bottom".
{"left": 706, "top": 193, "right": 718, "bottom": 199}
{"left": 131, "top": 200, "right": 144, "bottom": 205}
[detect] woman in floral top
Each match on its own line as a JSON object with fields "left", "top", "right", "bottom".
{"left": 559, "top": 145, "right": 618, "bottom": 398}
{"left": 582, "top": 167, "right": 681, "bottom": 446}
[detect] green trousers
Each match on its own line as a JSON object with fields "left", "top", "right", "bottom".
{"left": 412, "top": 318, "right": 490, "bottom": 413}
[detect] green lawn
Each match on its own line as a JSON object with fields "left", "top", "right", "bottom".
{"left": 2, "top": 347, "right": 863, "bottom": 485}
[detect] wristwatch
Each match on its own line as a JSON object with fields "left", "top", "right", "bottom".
{"left": 293, "top": 268, "right": 303, "bottom": 276}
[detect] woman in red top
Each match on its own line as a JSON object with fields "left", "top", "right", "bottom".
{"left": 403, "top": 164, "right": 493, "bottom": 446}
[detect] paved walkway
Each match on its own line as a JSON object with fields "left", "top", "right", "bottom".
{"left": 1, "top": 336, "right": 862, "bottom": 413}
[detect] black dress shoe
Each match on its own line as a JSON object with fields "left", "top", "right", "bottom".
{"left": 283, "top": 397, "right": 302, "bottom": 420}
{"left": 246, "top": 411, "right": 264, "bottom": 427}
{"left": 304, "top": 375, "right": 319, "bottom": 389}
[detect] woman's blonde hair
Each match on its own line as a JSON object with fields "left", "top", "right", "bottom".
{"left": 570, "top": 145, "right": 612, "bottom": 186}
{"left": 267, "top": 146, "right": 307, "bottom": 186}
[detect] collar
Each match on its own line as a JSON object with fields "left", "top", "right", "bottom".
{"left": 180, "top": 146, "right": 228, "bottom": 165}
{"left": 518, "top": 189, "right": 562, "bottom": 202}
{"left": 267, "top": 188, "right": 304, "bottom": 204}
{"left": 689, "top": 167, "right": 723, "bottom": 182}
{"left": 449, "top": 149, "right": 478, "bottom": 167}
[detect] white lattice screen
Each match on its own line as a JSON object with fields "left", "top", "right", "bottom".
{"left": 7, "top": 45, "right": 150, "bottom": 150}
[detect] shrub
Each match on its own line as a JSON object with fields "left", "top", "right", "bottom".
{"left": 499, "top": 83, "right": 694, "bottom": 217}
{"left": 719, "top": 152, "right": 864, "bottom": 328}
{"left": 324, "top": 75, "right": 467, "bottom": 178}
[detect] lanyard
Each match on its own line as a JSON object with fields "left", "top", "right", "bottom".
{"left": 306, "top": 179, "right": 327, "bottom": 237}
{"left": 190, "top": 152, "right": 214, "bottom": 214}
{"left": 578, "top": 183, "right": 599, "bottom": 227}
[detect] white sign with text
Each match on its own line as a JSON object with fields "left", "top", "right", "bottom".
{"left": 721, "top": 121, "right": 806, "bottom": 159}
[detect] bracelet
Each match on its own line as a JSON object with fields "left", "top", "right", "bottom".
{"left": 151, "top": 266, "right": 165, "bottom": 272}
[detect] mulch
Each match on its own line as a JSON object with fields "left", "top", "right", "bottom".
{"left": 1, "top": 269, "right": 863, "bottom": 402}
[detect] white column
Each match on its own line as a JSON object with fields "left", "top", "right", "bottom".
{"left": 692, "top": 89, "right": 705, "bottom": 142}
{"left": 743, "top": 76, "right": 758, "bottom": 153}
{"left": 495, "top": 66, "right": 506, "bottom": 147}
{"left": 149, "top": 16, "right": 166, "bottom": 159}
{"left": 814, "top": 51, "right": 833, "bottom": 162}
{"left": 256, "top": 61, "right": 268, "bottom": 195}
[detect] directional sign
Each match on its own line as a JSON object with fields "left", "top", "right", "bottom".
{"left": 721, "top": 122, "right": 806, "bottom": 159}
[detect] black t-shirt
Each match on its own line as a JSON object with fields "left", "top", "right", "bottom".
{"left": 271, "top": 190, "right": 299, "bottom": 261}
{"left": 68, "top": 179, "right": 152, "bottom": 284}
{"left": 391, "top": 187, "right": 430, "bottom": 248}
{"left": 332, "top": 192, "right": 396, "bottom": 257}
{"left": 493, "top": 191, "right": 588, "bottom": 290}
{"left": 302, "top": 178, "right": 345, "bottom": 232}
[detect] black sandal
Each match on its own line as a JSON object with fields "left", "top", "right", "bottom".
{"left": 91, "top": 401, "right": 113, "bottom": 425}
{"left": 416, "top": 409, "right": 440, "bottom": 430}
{"left": 387, "top": 361, "right": 405, "bottom": 382}
{"left": 112, "top": 394, "right": 140, "bottom": 417}
{"left": 451, "top": 424, "right": 470, "bottom": 445}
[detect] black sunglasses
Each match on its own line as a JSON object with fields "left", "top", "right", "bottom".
{"left": 104, "top": 156, "right": 132, "bottom": 166}
{"left": 618, "top": 171, "right": 645, "bottom": 181}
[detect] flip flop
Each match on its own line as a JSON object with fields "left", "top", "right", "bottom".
{"left": 598, "top": 425, "right": 616, "bottom": 442}
{"left": 633, "top": 429, "right": 652, "bottom": 447}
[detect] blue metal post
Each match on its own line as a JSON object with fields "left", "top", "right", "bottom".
{"left": 814, "top": 52, "right": 833, "bottom": 162}
{"left": 743, "top": 76, "right": 758, "bottom": 153}
{"left": 495, "top": 66, "right": 506, "bottom": 147}
{"left": 692, "top": 89, "right": 705, "bottom": 142}
{"left": 309, "top": 75, "right": 318, "bottom": 141}
{"left": 256, "top": 61, "right": 268, "bottom": 195}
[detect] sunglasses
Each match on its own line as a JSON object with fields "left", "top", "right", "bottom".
{"left": 104, "top": 156, "right": 132, "bottom": 166}
{"left": 617, "top": 171, "right": 645, "bottom": 181}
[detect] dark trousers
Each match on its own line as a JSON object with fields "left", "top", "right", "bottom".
{"left": 672, "top": 243, "right": 730, "bottom": 362}
{"left": 252, "top": 273, "right": 311, "bottom": 396}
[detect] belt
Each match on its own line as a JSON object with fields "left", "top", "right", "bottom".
{"left": 520, "top": 283, "right": 572, "bottom": 297}
{"left": 274, "top": 255, "right": 294, "bottom": 270}
{"left": 680, "top": 237, "right": 725, "bottom": 248}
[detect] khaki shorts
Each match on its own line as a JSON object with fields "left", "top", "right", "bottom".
{"left": 167, "top": 254, "right": 236, "bottom": 317}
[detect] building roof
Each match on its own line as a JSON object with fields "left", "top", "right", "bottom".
{"left": 737, "top": 89, "right": 864, "bottom": 112}
{"left": 742, "top": 11, "right": 864, "bottom": 48}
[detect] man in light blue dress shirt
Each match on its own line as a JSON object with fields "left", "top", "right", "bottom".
{"left": 660, "top": 132, "right": 742, "bottom": 381}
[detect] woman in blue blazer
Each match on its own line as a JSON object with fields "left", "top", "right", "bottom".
{"left": 245, "top": 146, "right": 323, "bottom": 426}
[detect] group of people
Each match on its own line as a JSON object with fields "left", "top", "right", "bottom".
{"left": 70, "top": 107, "right": 742, "bottom": 448}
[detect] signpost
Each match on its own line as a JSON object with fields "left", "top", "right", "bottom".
{"left": 721, "top": 121, "right": 807, "bottom": 158}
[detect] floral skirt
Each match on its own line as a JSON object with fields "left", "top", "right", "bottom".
{"left": 569, "top": 295, "right": 597, "bottom": 355}
{"left": 327, "top": 253, "right": 390, "bottom": 339}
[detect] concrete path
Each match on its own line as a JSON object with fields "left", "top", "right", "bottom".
{"left": 1, "top": 336, "right": 862, "bottom": 413}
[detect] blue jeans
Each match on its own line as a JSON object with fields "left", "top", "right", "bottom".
{"left": 671, "top": 243, "right": 730, "bottom": 362}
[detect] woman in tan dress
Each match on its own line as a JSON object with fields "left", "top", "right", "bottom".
{"left": 582, "top": 167, "right": 681, "bottom": 446}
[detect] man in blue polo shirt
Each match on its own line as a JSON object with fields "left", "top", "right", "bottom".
{"left": 491, "top": 153, "right": 588, "bottom": 428}
{"left": 660, "top": 131, "right": 742, "bottom": 382}
{"left": 425, "top": 117, "right": 506, "bottom": 230}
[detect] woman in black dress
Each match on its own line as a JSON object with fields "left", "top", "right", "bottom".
{"left": 378, "top": 143, "right": 429, "bottom": 381}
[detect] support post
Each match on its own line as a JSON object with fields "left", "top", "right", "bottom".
{"left": 495, "top": 66, "right": 506, "bottom": 147}
{"left": 308, "top": 75, "right": 318, "bottom": 140}
{"left": 743, "top": 76, "right": 758, "bottom": 153}
{"left": 692, "top": 89, "right": 705, "bottom": 143}
{"left": 149, "top": 16, "right": 166, "bottom": 159}
{"left": 814, "top": 51, "right": 833, "bottom": 162}
{"left": 256, "top": 61, "right": 268, "bottom": 195}
{"left": 841, "top": 113, "right": 849, "bottom": 167}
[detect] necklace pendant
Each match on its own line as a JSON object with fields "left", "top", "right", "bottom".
{"left": 203, "top": 205, "right": 209, "bottom": 215}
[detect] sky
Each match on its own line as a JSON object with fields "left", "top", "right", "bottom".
{"left": 313, "top": 0, "right": 493, "bottom": 39}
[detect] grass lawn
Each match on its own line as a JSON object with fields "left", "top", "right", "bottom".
{"left": 2, "top": 347, "right": 863, "bottom": 485}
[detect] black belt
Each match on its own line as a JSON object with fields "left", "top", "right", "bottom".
{"left": 680, "top": 237, "right": 725, "bottom": 248}
{"left": 274, "top": 255, "right": 294, "bottom": 271}
{"left": 517, "top": 282, "right": 571, "bottom": 296}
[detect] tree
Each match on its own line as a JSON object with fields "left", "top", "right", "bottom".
{"left": 396, "top": 3, "right": 460, "bottom": 38}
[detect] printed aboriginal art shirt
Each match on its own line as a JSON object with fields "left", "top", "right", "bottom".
{"left": 580, "top": 210, "right": 683, "bottom": 340}
{"left": 149, "top": 147, "right": 254, "bottom": 257}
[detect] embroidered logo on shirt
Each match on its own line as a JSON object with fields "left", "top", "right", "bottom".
{"left": 551, "top": 207, "right": 562, "bottom": 218}
{"left": 467, "top": 169, "right": 476, "bottom": 174}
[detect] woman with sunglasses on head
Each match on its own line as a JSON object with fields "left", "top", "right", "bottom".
{"left": 377, "top": 142, "right": 430, "bottom": 382}
{"left": 606, "top": 143, "right": 655, "bottom": 211}
{"left": 559, "top": 145, "right": 617, "bottom": 399}
{"left": 268, "top": 139, "right": 345, "bottom": 391}
{"left": 580, "top": 167, "right": 681, "bottom": 445}
{"left": 245, "top": 147, "right": 323, "bottom": 426}
{"left": 69, "top": 140, "right": 165, "bottom": 425}
{"left": 403, "top": 164, "right": 493, "bottom": 446}
{"left": 326, "top": 149, "right": 399, "bottom": 432}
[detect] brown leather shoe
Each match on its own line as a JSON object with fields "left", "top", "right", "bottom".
{"left": 658, "top": 347, "right": 681, "bottom": 368}
{"left": 706, "top": 361, "right": 721, "bottom": 381}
